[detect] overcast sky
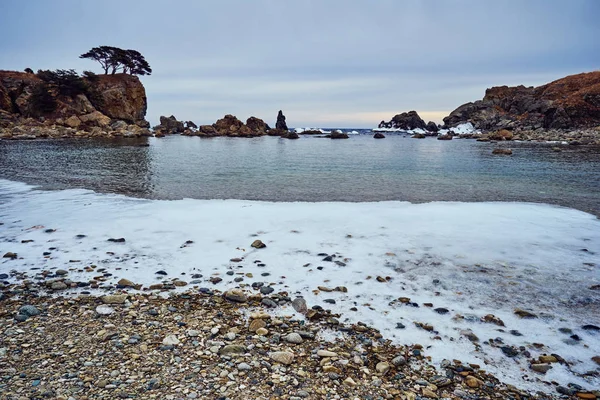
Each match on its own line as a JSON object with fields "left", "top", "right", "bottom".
{"left": 1, "top": 1, "right": 599, "bottom": 127}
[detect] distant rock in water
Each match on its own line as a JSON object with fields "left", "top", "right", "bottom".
{"left": 378, "top": 111, "right": 426, "bottom": 131}
{"left": 426, "top": 121, "right": 439, "bottom": 132}
{"left": 330, "top": 130, "right": 349, "bottom": 139}
{"left": 276, "top": 110, "right": 288, "bottom": 131}
{"left": 186, "top": 115, "right": 270, "bottom": 138}
{"left": 246, "top": 116, "right": 270, "bottom": 134}
{"left": 443, "top": 71, "right": 600, "bottom": 132}
{"left": 373, "top": 133, "right": 385, "bottom": 139}
{"left": 154, "top": 115, "right": 184, "bottom": 135}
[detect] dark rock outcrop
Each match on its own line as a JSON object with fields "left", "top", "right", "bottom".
{"left": 378, "top": 111, "right": 426, "bottom": 131}
{"left": 185, "top": 121, "right": 197, "bottom": 130}
{"left": 426, "top": 121, "right": 439, "bottom": 132}
{"left": 492, "top": 148, "right": 513, "bottom": 155}
{"left": 330, "top": 131, "right": 349, "bottom": 139}
{"left": 276, "top": 110, "right": 288, "bottom": 131}
{"left": 246, "top": 117, "right": 270, "bottom": 135}
{"left": 154, "top": 115, "right": 184, "bottom": 134}
{"left": 267, "top": 128, "right": 287, "bottom": 136}
{"left": 188, "top": 115, "right": 270, "bottom": 138}
{"left": 282, "top": 131, "right": 299, "bottom": 139}
{"left": 443, "top": 71, "right": 600, "bottom": 131}
{"left": 373, "top": 133, "right": 385, "bottom": 139}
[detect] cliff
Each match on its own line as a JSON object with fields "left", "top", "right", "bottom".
{"left": 443, "top": 71, "right": 600, "bottom": 131}
{"left": 0, "top": 70, "right": 149, "bottom": 139}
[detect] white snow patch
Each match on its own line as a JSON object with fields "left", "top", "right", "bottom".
{"left": 439, "top": 122, "right": 480, "bottom": 136}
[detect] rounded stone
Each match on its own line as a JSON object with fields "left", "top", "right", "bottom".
{"left": 270, "top": 351, "right": 294, "bottom": 365}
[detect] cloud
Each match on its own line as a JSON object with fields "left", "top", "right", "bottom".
{"left": 1, "top": 0, "right": 599, "bottom": 127}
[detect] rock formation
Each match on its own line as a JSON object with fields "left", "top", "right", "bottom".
{"left": 188, "top": 115, "right": 271, "bottom": 138}
{"left": 330, "top": 130, "right": 349, "bottom": 139}
{"left": 443, "top": 71, "right": 600, "bottom": 131}
{"left": 154, "top": 115, "right": 185, "bottom": 135}
{"left": 426, "top": 121, "right": 439, "bottom": 132}
{"left": 0, "top": 70, "right": 150, "bottom": 139}
{"left": 276, "top": 110, "right": 288, "bottom": 131}
{"left": 378, "top": 111, "right": 426, "bottom": 131}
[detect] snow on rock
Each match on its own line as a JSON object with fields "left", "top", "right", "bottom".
{"left": 0, "top": 179, "right": 599, "bottom": 393}
{"left": 439, "top": 122, "right": 480, "bottom": 136}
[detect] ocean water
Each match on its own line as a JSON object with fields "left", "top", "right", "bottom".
{"left": 0, "top": 133, "right": 599, "bottom": 215}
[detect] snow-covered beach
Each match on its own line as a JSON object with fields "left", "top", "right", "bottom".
{"left": 1, "top": 178, "right": 599, "bottom": 395}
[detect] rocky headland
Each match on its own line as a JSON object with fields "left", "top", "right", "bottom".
{"left": 442, "top": 71, "right": 600, "bottom": 144}
{"left": 0, "top": 70, "right": 151, "bottom": 140}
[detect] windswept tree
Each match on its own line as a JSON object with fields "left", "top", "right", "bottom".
{"left": 79, "top": 46, "right": 152, "bottom": 76}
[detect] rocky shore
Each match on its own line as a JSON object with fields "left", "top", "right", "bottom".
{"left": 1, "top": 218, "right": 599, "bottom": 399}
{"left": 3, "top": 288, "right": 597, "bottom": 400}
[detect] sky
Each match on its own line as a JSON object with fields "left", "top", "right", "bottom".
{"left": 1, "top": 1, "right": 599, "bottom": 128}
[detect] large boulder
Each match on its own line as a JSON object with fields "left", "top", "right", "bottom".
{"left": 426, "top": 121, "right": 439, "bottom": 132}
{"left": 330, "top": 131, "right": 349, "bottom": 139}
{"left": 155, "top": 115, "right": 184, "bottom": 134}
{"left": 246, "top": 117, "right": 270, "bottom": 135}
{"left": 276, "top": 110, "right": 288, "bottom": 131}
{"left": 198, "top": 125, "right": 217, "bottom": 136}
{"left": 214, "top": 114, "right": 244, "bottom": 135}
{"left": 79, "top": 111, "right": 111, "bottom": 128}
{"left": 378, "top": 111, "right": 426, "bottom": 130}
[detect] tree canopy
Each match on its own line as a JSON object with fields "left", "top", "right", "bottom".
{"left": 79, "top": 46, "right": 152, "bottom": 76}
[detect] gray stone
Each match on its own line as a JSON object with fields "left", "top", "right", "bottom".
{"left": 292, "top": 297, "right": 308, "bottom": 314}
{"left": 237, "top": 362, "right": 252, "bottom": 371}
{"left": 219, "top": 345, "right": 246, "bottom": 355}
{"left": 392, "top": 355, "right": 407, "bottom": 366}
{"left": 51, "top": 281, "right": 68, "bottom": 290}
{"left": 18, "top": 305, "right": 40, "bottom": 317}
{"left": 284, "top": 333, "right": 303, "bottom": 344}
{"left": 270, "top": 351, "right": 294, "bottom": 365}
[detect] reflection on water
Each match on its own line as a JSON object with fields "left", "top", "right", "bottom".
{"left": 0, "top": 138, "right": 153, "bottom": 197}
{"left": 0, "top": 135, "right": 599, "bottom": 215}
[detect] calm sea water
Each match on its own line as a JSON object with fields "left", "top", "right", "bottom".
{"left": 1, "top": 133, "right": 599, "bottom": 215}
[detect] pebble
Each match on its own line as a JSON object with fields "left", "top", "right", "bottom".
{"left": 376, "top": 361, "right": 390, "bottom": 374}
{"left": 392, "top": 355, "right": 407, "bottom": 366}
{"left": 270, "top": 351, "right": 294, "bottom": 365}
{"left": 102, "top": 294, "right": 128, "bottom": 304}
{"left": 530, "top": 364, "right": 552, "bottom": 374}
{"left": 284, "top": 333, "right": 304, "bottom": 344}
{"left": 51, "top": 281, "right": 68, "bottom": 290}
{"left": 95, "top": 305, "right": 115, "bottom": 315}
{"left": 162, "top": 335, "right": 180, "bottom": 346}
{"left": 292, "top": 297, "right": 308, "bottom": 314}
{"left": 18, "top": 305, "right": 41, "bottom": 317}
{"left": 237, "top": 362, "right": 252, "bottom": 371}
{"left": 260, "top": 286, "right": 274, "bottom": 295}
{"left": 224, "top": 289, "right": 248, "bottom": 303}
{"left": 317, "top": 350, "right": 337, "bottom": 357}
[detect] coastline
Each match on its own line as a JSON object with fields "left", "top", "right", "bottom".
{"left": 1, "top": 179, "right": 599, "bottom": 398}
